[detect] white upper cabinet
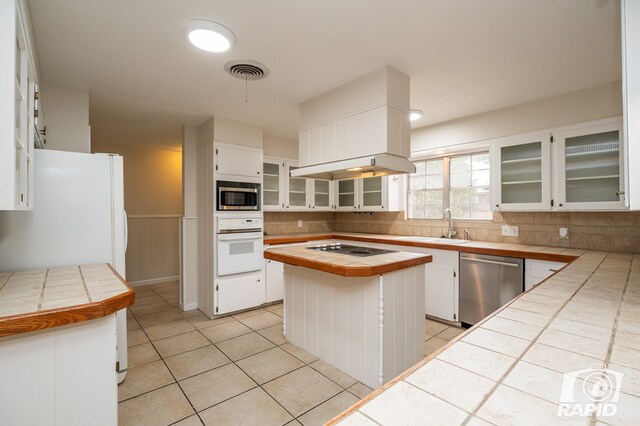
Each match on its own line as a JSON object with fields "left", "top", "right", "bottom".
{"left": 553, "top": 120, "right": 625, "bottom": 210}
{"left": 1, "top": 0, "right": 37, "bottom": 211}
{"left": 285, "top": 161, "right": 308, "bottom": 211}
{"left": 215, "top": 143, "right": 262, "bottom": 180}
{"left": 491, "top": 131, "right": 552, "bottom": 211}
{"left": 262, "top": 157, "right": 285, "bottom": 210}
{"left": 307, "top": 179, "right": 333, "bottom": 211}
{"left": 333, "top": 175, "right": 404, "bottom": 212}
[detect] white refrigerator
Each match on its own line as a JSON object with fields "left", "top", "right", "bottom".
{"left": 0, "top": 149, "right": 129, "bottom": 382}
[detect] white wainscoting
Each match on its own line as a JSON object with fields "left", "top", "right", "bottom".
{"left": 126, "top": 215, "right": 181, "bottom": 286}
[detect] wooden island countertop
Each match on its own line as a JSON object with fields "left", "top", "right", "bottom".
{"left": 264, "top": 244, "right": 433, "bottom": 277}
{"left": 0, "top": 263, "right": 134, "bottom": 338}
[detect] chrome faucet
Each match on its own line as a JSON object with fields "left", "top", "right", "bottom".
{"left": 444, "top": 208, "right": 457, "bottom": 239}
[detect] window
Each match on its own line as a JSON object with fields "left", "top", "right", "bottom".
{"left": 408, "top": 152, "right": 492, "bottom": 220}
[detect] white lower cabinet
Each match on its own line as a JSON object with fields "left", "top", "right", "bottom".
{"left": 424, "top": 249, "right": 459, "bottom": 322}
{"left": 265, "top": 258, "right": 284, "bottom": 303}
{"left": 525, "top": 259, "right": 567, "bottom": 291}
{"left": 215, "top": 272, "right": 265, "bottom": 315}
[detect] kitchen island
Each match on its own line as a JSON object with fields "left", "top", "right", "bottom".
{"left": 264, "top": 244, "right": 432, "bottom": 389}
{"left": 0, "top": 264, "right": 134, "bottom": 426}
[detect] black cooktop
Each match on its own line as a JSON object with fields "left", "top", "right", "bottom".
{"left": 307, "top": 244, "right": 396, "bottom": 257}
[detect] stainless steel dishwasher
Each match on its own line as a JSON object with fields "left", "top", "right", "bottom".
{"left": 459, "top": 253, "right": 524, "bottom": 326}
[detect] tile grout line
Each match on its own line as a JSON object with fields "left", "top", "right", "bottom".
{"left": 77, "top": 265, "right": 92, "bottom": 303}
{"left": 36, "top": 268, "right": 49, "bottom": 311}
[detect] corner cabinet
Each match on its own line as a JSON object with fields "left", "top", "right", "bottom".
{"left": 491, "top": 131, "right": 552, "bottom": 211}
{"left": 1, "top": 0, "right": 38, "bottom": 211}
{"left": 263, "top": 157, "right": 285, "bottom": 210}
{"left": 490, "top": 117, "right": 627, "bottom": 212}
{"left": 553, "top": 120, "right": 626, "bottom": 210}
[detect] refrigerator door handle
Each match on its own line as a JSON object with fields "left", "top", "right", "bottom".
{"left": 123, "top": 210, "right": 128, "bottom": 252}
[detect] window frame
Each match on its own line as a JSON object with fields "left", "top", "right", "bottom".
{"left": 407, "top": 151, "right": 492, "bottom": 221}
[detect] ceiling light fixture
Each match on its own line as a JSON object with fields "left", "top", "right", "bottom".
{"left": 409, "top": 109, "right": 423, "bottom": 122}
{"left": 184, "top": 19, "right": 235, "bottom": 53}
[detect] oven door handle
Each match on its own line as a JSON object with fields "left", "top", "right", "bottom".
{"left": 217, "top": 232, "right": 264, "bottom": 241}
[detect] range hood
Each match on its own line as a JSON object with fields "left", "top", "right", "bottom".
{"left": 290, "top": 153, "right": 415, "bottom": 180}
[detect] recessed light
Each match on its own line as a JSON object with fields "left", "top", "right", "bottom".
{"left": 184, "top": 19, "right": 235, "bottom": 53}
{"left": 409, "top": 109, "right": 423, "bottom": 122}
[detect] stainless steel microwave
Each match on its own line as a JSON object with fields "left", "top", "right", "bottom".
{"left": 216, "top": 181, "right": 261, "bottom": 211}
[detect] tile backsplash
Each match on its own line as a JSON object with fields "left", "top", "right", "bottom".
{"left": 266, "top": 211, "right": 640, "bottom": 253}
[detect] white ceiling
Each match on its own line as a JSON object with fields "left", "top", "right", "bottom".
{"left": 28, "top": 0, "right": 621, "bottom": 148}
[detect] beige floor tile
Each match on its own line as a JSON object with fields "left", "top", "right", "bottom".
{"left": 280, "top": 343, "right": 318, "bottom": 364}
{"left": 152, "top": 330, "right": 210, "bottom": 358}
{"left": 436, "top": 327, "right": 465, "bottom": 341}
{"left": 199, "top": 387, "right": 292, "bottom": 426}
{"left": 285, "top": 421, "right": 302, "bottom": 426}
{"left": 462, "top": 328, "right": 530, "bottom": 358}
{"left": 130, "top": 301, "right": 173, "bottom": 317}
{"left": 237, "top": 311, "right": 283, "bottom": 331}
{"left": 425, "top": 319, "right": 448, "bottom": 335}
{"left": 258, "top": 324, "right": 287, "bottom": 345}
{"left": 118, "top": 383, "right": 194, "bottom": 426}
{"left": 233, "top": 307, "right": 269, "bottom": 319}
{"left": 217, "top": 332, "right": 276, "bottom": 361}
{"left": 127, "top": 328, "right": 150, "bottom": 347}
{"left": 172, "top": 415, "right": 203, "bottom": 426}
{"left": 236, "top": 347, "right": 304, "bottom": 384}
{"left": 424, "top": 336, "right": 449, "bottom": 356}
{"left": 128, "top": 342, "right": 160, "bottom": 368}
{"left": 127, "top": 318, "right": 141, "bottom": 331}
{"left": 406, "top": 358, "right": 495, "bottom": 412}
{"left": 137, "top": 309, "right": 184, "bottom": 327}
{"left": 131, "top": 293, "right": 165, "bottom": 307}
{"left": 310, "top": 359, "right": 356, "bottom": 388}
{"left": 298, "top": 391, "right": 360, "bottom": 426}
{"left": 118, "top": 360, "right": 175, "bottom": 402}
{"left": 263, "top": 366, "right": 342, "bottom": 417}
{"left": 180, "top": 363, "right": 256, "bottom": 412}
{"left": 265, "top": 302, "right": 283, "bottom": 313}
{"left": 437, "top": 342, "right": 516, "bottom": 381}
{"left": 347, "top": 383, "right": 374, "bottom": 400}
{"left": 359, "top": 381, "right": 468, "bottom": 425}
{"left": 186, "top": 312, "right": 234, "bottom": 330}
{"left": 165, "top": 345, "right": 231, "bottom": 381}
{"left": 144, "top": 319, "right": 196, "bottom": 341}
{"left": 199, "top": 320, "right": 252, "bottom": 343}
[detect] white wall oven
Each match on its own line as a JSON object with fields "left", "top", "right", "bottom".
{"left": 216, "top": 217, "right": 264, "bottom": 276}
{"left": 217, "top": 181, "right": 261, "bottom": 211}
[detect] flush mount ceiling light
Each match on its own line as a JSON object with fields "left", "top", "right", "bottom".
{"left": 184, "top": 19, "right": 235, "bottom": 53}
{"left": 409, "top": 109, "right": 423, "bottom": 122}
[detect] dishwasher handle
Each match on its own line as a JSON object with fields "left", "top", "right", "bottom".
{"left": 460, "top": 256, "right": 521, "bottom": 268}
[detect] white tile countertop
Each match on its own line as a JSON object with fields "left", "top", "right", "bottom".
{"left": 330, "top": 250, "right": 640, "bottom": 425}
{"left": 0, "top": 264, "right": 129, "bottom": 317}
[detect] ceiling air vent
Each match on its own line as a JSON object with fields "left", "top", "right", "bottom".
{"left": 224, "top": 60, "right": 269, "bottom": 80}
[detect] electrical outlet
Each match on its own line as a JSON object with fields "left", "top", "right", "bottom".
{"left": 501, "top": 225, "right": 519, "bottom": 237}
{"left": 297, "top": 220, "right": 303, "bottom": 228}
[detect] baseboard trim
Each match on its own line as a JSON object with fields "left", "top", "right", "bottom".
{"left": 180, "top": 302, "right": 198, "bottom": 311}
{"left": 130, "top": 276, "right": 180, "bottom": 287}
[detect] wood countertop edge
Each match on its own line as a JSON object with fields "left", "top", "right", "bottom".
{"left": 264, "top": 250, "right": 433, "bottom": 277}
{"left": 0, "top": 264, "right": 136, "bottom": 339}
{"left": 264, "top": 233, "right": 579, "bottom": 263}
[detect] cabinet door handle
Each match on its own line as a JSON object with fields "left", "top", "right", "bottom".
{"left": 616, "top": 191, "right": 625, "bottom": 196}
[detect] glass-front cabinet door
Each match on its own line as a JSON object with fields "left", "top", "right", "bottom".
{"left": 262, "top": 158, "right": 284, "bottom": 210}
{"left": 360, "top": 176, "right": 386, "bottom": 211}
{"left": 554, "top": 121, "right": 625, "bottom": 210}
{"left": 286, "top": 162, "right": 307, "bottom": 210}
{"left": 491, "top": 131, "right": 551, "bottom": 211}
{"left": 307, "top": 179, "right": 333, "bottom": 210}
{"left": 335, "top": 179, "right": 357, "bottom": 211}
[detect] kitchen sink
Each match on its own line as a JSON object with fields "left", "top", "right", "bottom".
{"left": 396, "top": 236, "right": 469, "bottom": 245}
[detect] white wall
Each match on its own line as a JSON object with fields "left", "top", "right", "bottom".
{"left": 263, "top": 135, "right": 298, "bottom": 159}
{"left": 42, "top": 81, "right": 91, "bottom": 152}
{"left": 411, "top": 82, "right": 623, "bottom": 153}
